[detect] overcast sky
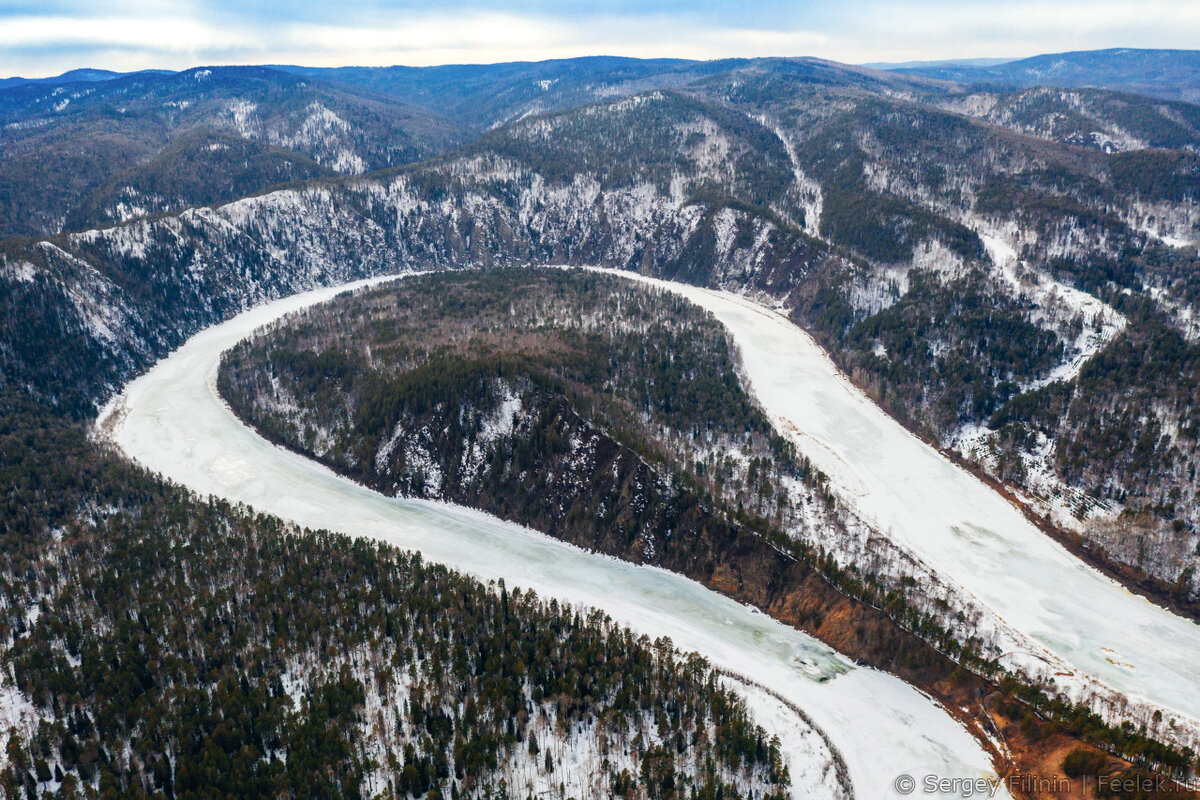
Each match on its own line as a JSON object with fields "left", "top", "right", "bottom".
{"left": 2, "top": 0, "right": 1198, "bottom": 78}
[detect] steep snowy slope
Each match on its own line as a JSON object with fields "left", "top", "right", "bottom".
{"left": 0, "top": 89, "right": 844, "bottom": 418}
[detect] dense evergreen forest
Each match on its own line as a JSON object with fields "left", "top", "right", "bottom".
{"left": 0, "top": 391, "right": 795, "bottom": 800}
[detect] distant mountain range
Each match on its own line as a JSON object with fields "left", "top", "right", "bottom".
{"left": 272, "top": 56, "right": 747, "bottom": 130}
{"left": 863, "top": 57, "right": 1015, "bottom": 70}
{"left": 0, "top": 67, "right": 174, "bottom": 90}
{"left": 8, "top": 47, "right": 1200, "bottom": 107}
{"left": 887, "top": 48, "right": 1200, "bottom": 103}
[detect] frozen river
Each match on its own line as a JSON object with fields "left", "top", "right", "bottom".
{"left": 98, "top": 274, "right": 1008, "bottom": 800}
{"left": 623, "top": 273, "right": 1200, "bottom": 741}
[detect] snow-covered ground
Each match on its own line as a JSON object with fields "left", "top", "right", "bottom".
{"left": 620, "top": 273, "right": 1200, "bottom": 748}
{"left": 977, "top": 230, "right": 1126, "bottom": 391}
{"left": 942, "top": 231, "right": 1130, "bottom": 530}
{"left": 719, "top": 675, "right": 851, "bottom": 800}
{"left": 98, "top": 276, "right": 1007, "bottom": 800}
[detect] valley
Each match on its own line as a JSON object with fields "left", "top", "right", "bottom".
{"left": 98, "top": 274, "right": 1009, "bottom": 800}
{"left": 113, "top": 264, "right": 1200, "bottom": 795}
{"left": 1, "top": 44, "right": 1199, "bottom": 799}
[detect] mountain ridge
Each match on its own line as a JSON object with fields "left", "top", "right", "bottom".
{"left": 893, "top": 47, "right": 1200, "bottom": 103}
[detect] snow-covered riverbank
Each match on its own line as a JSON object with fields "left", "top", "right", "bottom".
{"left": 620, "top": 272, "right": 1200, "bottom": 746}
{"left": 97, "top": 275, "right": 1006, "bottom": 800}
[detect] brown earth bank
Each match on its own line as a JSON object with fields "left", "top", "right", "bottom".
{"left": 986, "top": 693, "right": 1198, "bottom": 800}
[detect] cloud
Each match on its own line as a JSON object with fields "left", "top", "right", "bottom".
{"left": 0, "top": 0, "right": 1194, "bottom": 77}
{"left": 0, "top": 14, "right": 253, "bottom": 51}
{"left": 841, "top": 0, "right": 1200, "bottom": 61}
{"left": 275, "top": 14, "right": 829, "bottom": 64}
{"left": 0, "top": 8, "right": 832, "bottom": 75}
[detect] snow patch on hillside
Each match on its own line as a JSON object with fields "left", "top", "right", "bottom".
{"left": 937, "top": 225, "right": 1129, "bottom": 531}
{"left": 107, "top": 186, "right": 168, "bottom": 223}
{"left": 952, "top": 423, "right": 1119, "bottom": 535}
{"left": 271, "top": 102, "right": 366, "bottom": 173}
{"left": 678, "top": 118, "right": 732, "bottom": 173}
{"left": 226, "top": 100, "right": 259, "bottom": 137}
{"left": 762, "top": 120, "right": 822, "bottom": 235}
{"left": 480, "top": 387, "right": 523, "bottom": 442}
{"left": 0, "top": 678, "right": 45, "bottom": 768}
{"left": 977, "top": 227, "right": 1126, "bottom": 390}
{"left": 1122, "top": 199, "right": 1200, "bottom": 250}
{"left": 1149, "top": 285, "right": 1200, "bottom": 343}
{"left": 0, "top": 258, "right": 37, "bottom": 283}
{"left": 942, "top": 88, "right": 1150, "bottom": 152}
{"left": 846, "top": 240, "right": 964, "bottom": 317}
{"left": 938, "top": 93, "right": 999, "bottom": 118}
{"left": 911, "top": 238, "right": 968, "bottom": 278}
{"left": 604, "top": 92, "right": 665, "bottom": 114}
{"left": 36, "top": 242, "right": 136, "bottom": 347}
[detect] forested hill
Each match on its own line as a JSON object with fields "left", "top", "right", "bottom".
{"left": 219, "top": 270, "right": 864, "bottom": 615}
{"left": 0, "top": 66, "right": 465, "bottom": 238}
{"left": 4, "top": 52, "right": 1199, "bottom": 607}
{"left": 1, "top": 392, "right": 798, "bottom": 799}
{"left": 213, "top": 267, "right": 1018, "bottom": 685}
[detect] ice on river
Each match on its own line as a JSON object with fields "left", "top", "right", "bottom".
{"left": 98, "top": 275, "right": 1007, "bottom": 800}
{"left": 621, "top": 273, "right": 1200, "bottom": 741}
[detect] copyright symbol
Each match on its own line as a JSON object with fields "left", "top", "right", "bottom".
{"left": 894, "top": 774, "right": 916, "bottom": 795}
